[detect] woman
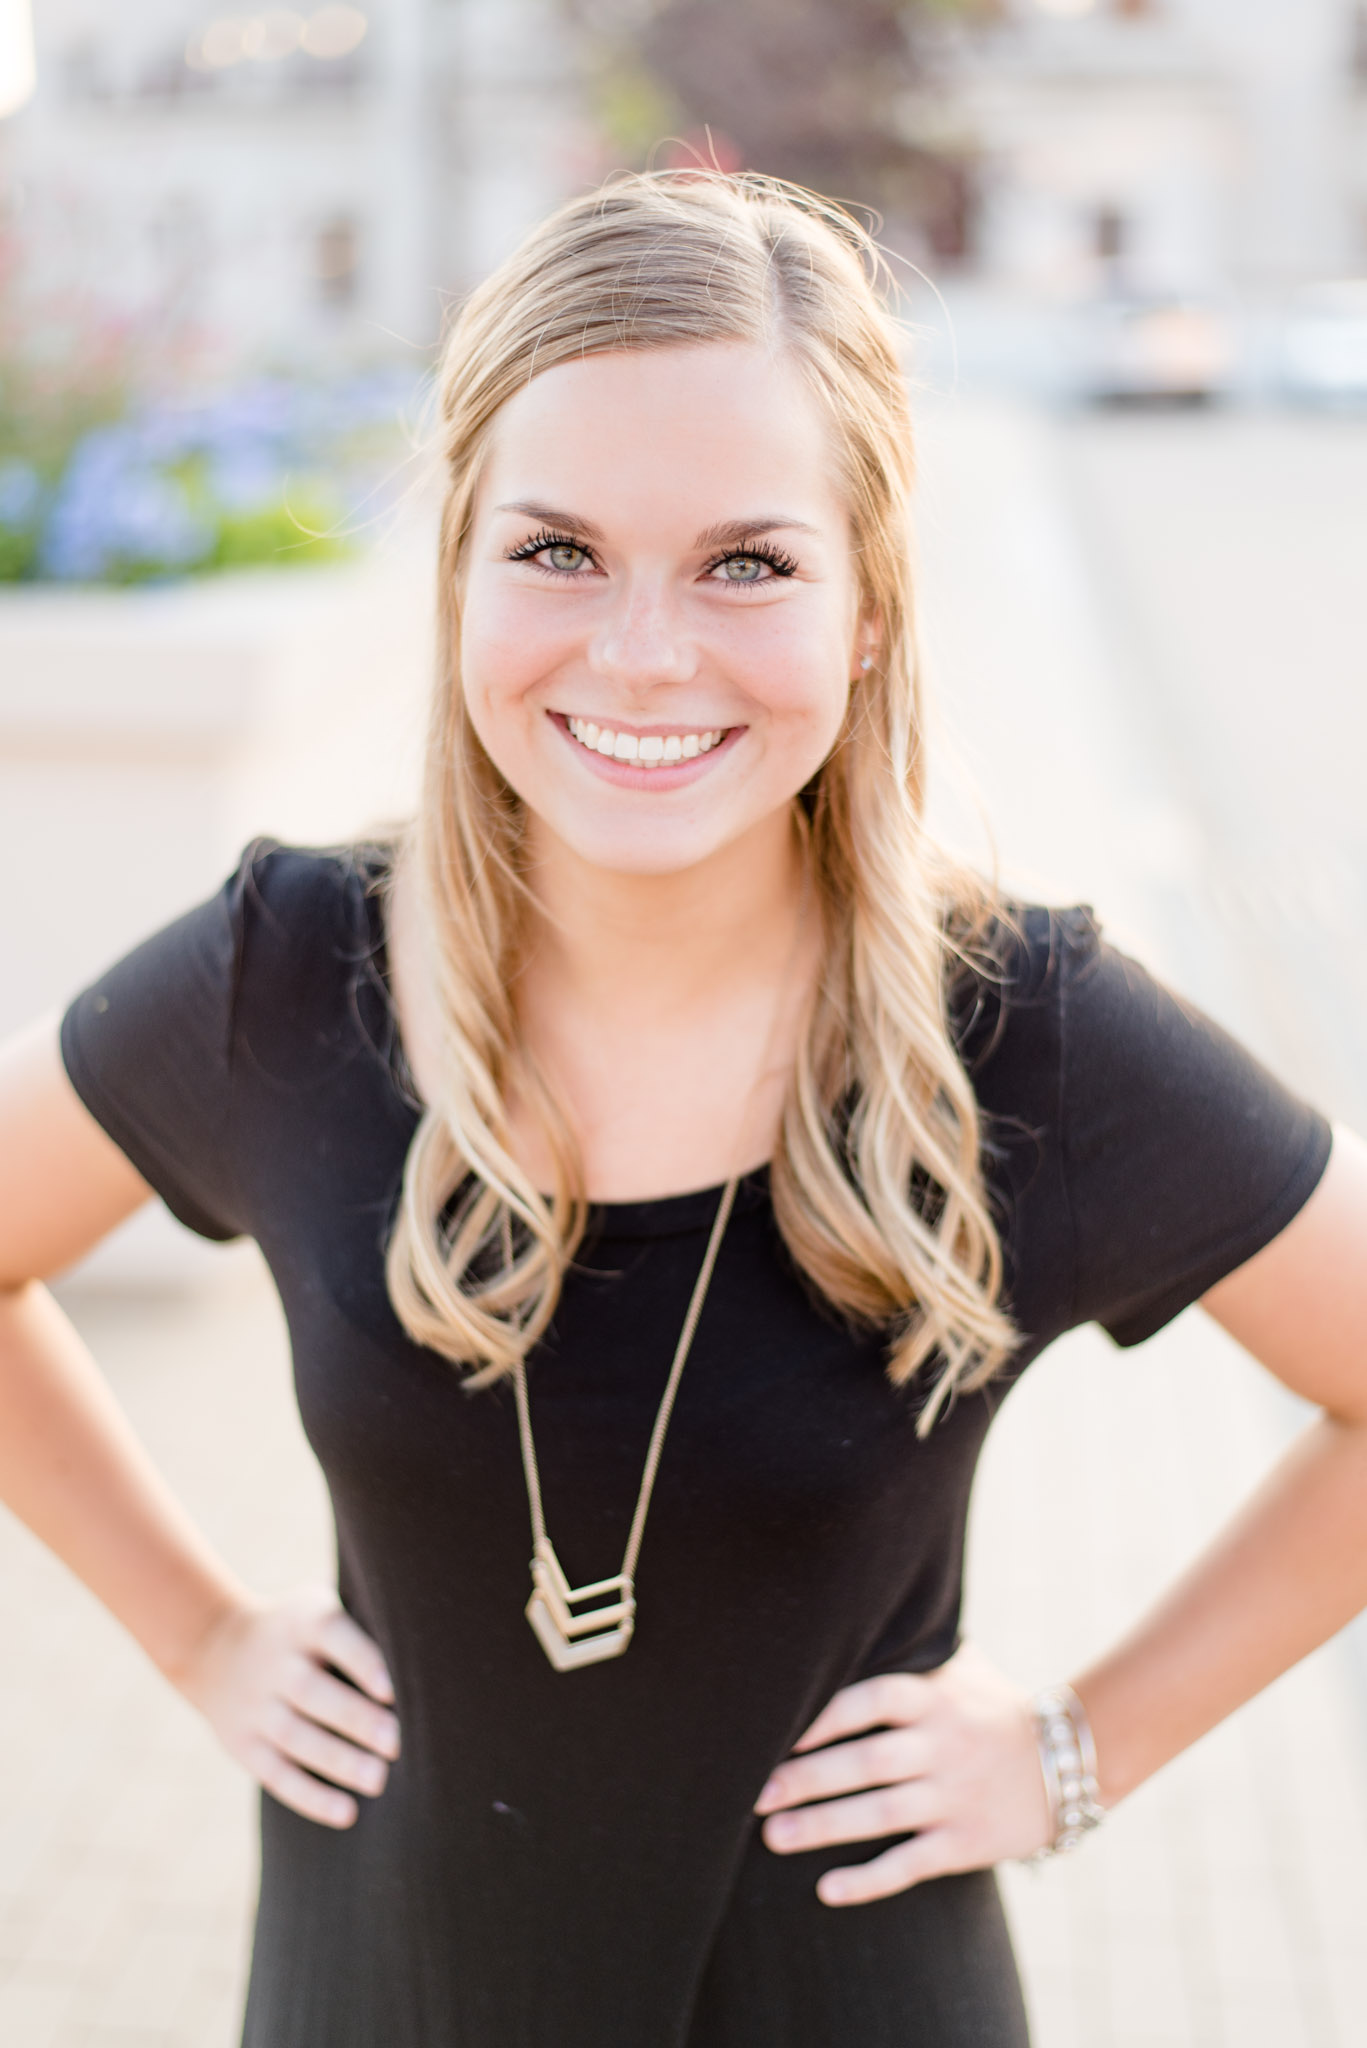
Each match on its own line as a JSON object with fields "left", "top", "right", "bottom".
{"left": 1, "top": 172, "right": 1364, "bottom": 2048}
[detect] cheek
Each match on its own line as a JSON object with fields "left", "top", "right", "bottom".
{"left": 739, "top": 607, "right": 852, "bottom": 749}
{"left": 458, "top": 573, "right": 563, "bottom": 732}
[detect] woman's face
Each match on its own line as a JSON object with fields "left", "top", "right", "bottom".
{"left": 458, "top": 341, "right": 868, "bottom": 877}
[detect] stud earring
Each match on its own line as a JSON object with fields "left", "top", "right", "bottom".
{"left": 859, "top": 655, "right": 873, "bottom": 673}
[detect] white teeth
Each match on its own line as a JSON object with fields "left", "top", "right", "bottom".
{"left": 565, "top": 718, "right": 726, "bottom": 767}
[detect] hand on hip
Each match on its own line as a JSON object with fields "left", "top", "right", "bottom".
{"left": 754, "top": 1641, "right": 1051, "bottom": 1904}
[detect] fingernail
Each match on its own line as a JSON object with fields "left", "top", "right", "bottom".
{"left": 818, "top": 1875, "right": 849, "bottom": 1905}
{"left": 755, "top": 1778, "right": 780, "bottom": 1811}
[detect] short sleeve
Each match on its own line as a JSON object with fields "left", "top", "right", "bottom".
{"left": 59, "top": 853, "right": 255, "bottom": 1242}
{"left": 1061, "top": 917, "right": 1332, "bottom": 1345}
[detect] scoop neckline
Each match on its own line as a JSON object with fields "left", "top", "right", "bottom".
{"left": 354, "top": 848, "right": 775, "bottom": 1240}
{"left": 580, "top": 1166, "right": 773, "bottom": 1239}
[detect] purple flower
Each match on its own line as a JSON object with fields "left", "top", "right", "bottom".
{"left": 11, "top": 366, "right": 428, "bottom": 583}
{"left": 39, "top": 428, "right": 214, "bottom": 581}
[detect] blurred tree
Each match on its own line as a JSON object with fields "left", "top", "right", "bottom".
{"left": 566, "top": 0, "right": 996, "bottom": 261}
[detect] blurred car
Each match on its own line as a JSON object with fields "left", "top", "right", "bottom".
{"left": 1077, "top": 294, "right": 1235, "bottom": 405}
{"left": 1281, "top": 281, "right": 1367, "bottom": 405}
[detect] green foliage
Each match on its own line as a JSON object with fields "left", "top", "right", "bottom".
{"left": 588, "top": 49, "right": 684, "bottom": 160}
{"left": 0, "top": 351, "right": 409, "bottom": 585}
{"left": 0, "top": 523, "right": 39, "bottom": 580}
{"left": 0, "top": 360, "right": 127, "bottom": 475}
{"left": 208, "top": 497, "right": 354, "bottom": 572}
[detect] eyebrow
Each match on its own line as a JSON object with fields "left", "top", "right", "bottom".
{"left": 493, "top": 502, "right": 822, "bottom": 550}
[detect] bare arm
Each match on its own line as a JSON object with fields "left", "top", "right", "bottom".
{"left": 0, "top": 1018, "right": 251, "bottom": 1681}
{"left": 0, "top": 1019, "right": 400, "bottom": 1825}
{"left": 1071, "top": 1121, "right": 1367, "bottom": 1804}
{"left": 755, "top": 1124, "right": 1367, "bottom": 1902}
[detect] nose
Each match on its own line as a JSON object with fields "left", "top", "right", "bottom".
{"left": 588, "top": 578, "right": 698, "bottom": 696}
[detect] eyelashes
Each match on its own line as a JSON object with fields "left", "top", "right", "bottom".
{"left": 712, "top": 538, "right": 800, "bottom": 582}
{"left": 503, "top": 528, "right": 800, "bottom": 586}
{"left": 504, "top": 527, "right": 587, "bottom": 570}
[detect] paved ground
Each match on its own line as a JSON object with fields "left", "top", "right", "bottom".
{"left": 1052, "top": 404, "right": 1367, "bottom": 1135}
{"left": 922, "top": 395, "right": 1367, "bottom": 2047}
{"left": 0, "top": 1269, "right": 326, "bottom": 2048}
{"left": 2, "top": 397, "right": 1365, "bottom": 2045}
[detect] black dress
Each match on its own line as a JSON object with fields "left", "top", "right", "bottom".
{"left": 59, "top": 842, "right": 1331, "bottom": 2048}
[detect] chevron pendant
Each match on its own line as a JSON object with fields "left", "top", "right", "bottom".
{"left": 525, "top": 1537, "right": 636, "bottom": 1671}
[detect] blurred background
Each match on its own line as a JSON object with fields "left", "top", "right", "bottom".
{"left": 1, "top": 3, "right": 1365, "bottom": 2043}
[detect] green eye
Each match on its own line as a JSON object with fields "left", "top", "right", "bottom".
{"left": 547, "top": 544, "right": 587, "bottom": 571}
{"left": 721, "top": 556, "right": 764, "bottom": 581}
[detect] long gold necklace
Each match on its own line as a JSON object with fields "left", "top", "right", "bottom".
{"left": 511, "top": 1175, "right": 738, "bottom": 1670}
{"left": 509, "top": 833, "right": 811, "bottom": 1672}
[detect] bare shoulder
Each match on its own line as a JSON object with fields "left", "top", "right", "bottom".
{"left": 0, "top": 1016, "right": 152, "bottom": 1289}
{"left": 1200, "top": 1125, "right": 1367, "bottom": 1421}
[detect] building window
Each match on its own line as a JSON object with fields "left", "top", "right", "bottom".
{"left": 923, "top": 161, "right": 980, "bottom": 268}
{"left": 1093, "top": 204, "right": 1127, "bottom": 264}
{"left": 316, "top": 216, "right": 360, "bottom": 308}
{"left": 1353, "top": 5, "right": 1367, "bottom": 86}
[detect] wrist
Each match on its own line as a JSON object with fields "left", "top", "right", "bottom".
{"left": 1024, "top": 1681, "right": 1107, "bottom": 1863}
{"left": 1065, "top": 1668, "right": 1157, "bottom": 1808}
{"left": 151, "top": 1577, "right": 257, "bottom": 1694}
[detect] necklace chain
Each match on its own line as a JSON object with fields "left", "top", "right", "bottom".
{"left": 511, "top": 1171, "right": 738, "bottom": 1590}
{"left": 505, "top": 831, "right": 810, "bottom": 1667}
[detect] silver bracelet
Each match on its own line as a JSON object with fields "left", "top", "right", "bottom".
{"left": 1024, "top": 1683, "right": 1106, "bottom": 1864}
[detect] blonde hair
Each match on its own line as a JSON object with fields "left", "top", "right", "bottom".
{"left": 385, "top": 169, "right": 1016, "bottom": 1432}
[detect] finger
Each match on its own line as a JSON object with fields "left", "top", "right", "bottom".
{"left": 792, "top": 1673, "right": 931, "bottom": 1753}
{"left": 312, "top": 1607, "right": 396, "bottom": 1705}
{"left": 263, "top": 1700, "right": 390, "bottom": 1799}
{"left": 817, "top": 1830, "right": 955, "bottom": 1906}
{"left": 756, "top": 1726, "right": 929, "bottom": 1813}
{"left": 245, "top": 1735, "right": 359, "bottom": 1830}
{"left": 284, "top": 1658, "right": 402, "bottom": 1760}
{"left": 762, "top": 1780, "right": 940, "bottom": 1855}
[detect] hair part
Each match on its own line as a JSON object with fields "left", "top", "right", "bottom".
{"left": 384, "top": 168, "right": 1016, "bottom": 1434}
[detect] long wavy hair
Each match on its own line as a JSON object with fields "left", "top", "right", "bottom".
{"left": 384, "top": 169, "right": 1016, "bottom": 1432}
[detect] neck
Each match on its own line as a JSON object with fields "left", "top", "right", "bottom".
{"left": 523, "top": 807, "right": 809, "bottom": 1021}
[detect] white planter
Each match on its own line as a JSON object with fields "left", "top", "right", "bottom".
{"left": 2, "top": 519, "right": 437, "bottom": 1285}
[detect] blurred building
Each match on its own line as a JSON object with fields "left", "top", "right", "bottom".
{"left": 6, "top": 0, "right": 1365, "bottom": 386}
{"left": 918, "top": 0, "right": 1367, "bottom": 302}
{"left": 0, "top": 0, "right": 587, "bottom": 375}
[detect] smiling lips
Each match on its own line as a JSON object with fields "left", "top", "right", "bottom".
{"left": 565, "top": 716, "right": 728, "bottom": 767}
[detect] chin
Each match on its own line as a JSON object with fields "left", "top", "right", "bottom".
{"left": 545, "top": 814, "right": 744, "bottom": 878}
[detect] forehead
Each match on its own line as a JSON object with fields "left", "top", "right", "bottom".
{"left": 477, "top": 342, "right": 848, "bottom": 535}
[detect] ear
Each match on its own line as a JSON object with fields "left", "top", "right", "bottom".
{"left": 851, "top": 607, "right": 883, "bottom": 680}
